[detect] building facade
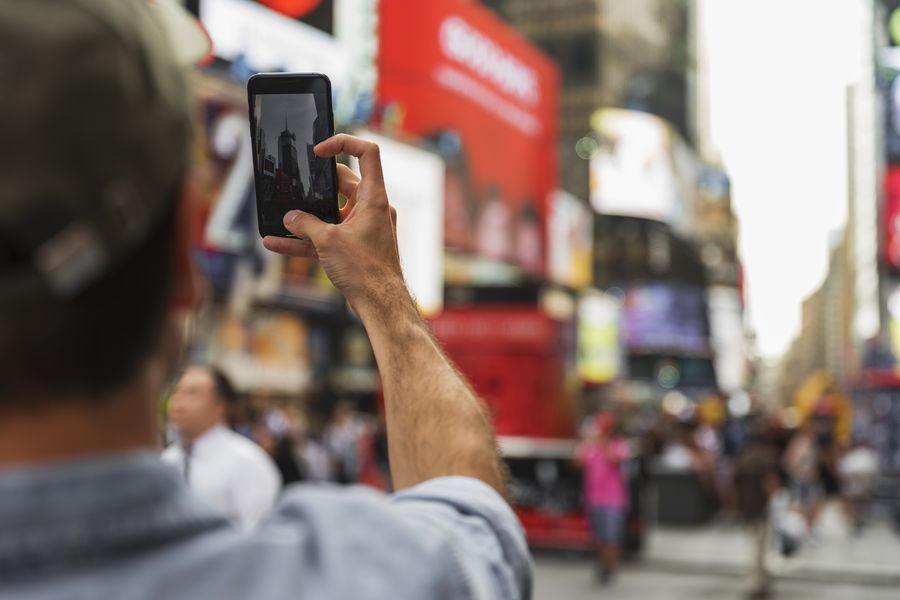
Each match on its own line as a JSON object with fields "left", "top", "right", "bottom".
{"left": 483, "top": 0, "right": 690, "bottom": 200}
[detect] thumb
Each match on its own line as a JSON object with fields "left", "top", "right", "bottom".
{"left": 284, "top": 210, "right": 329, "bottom": 244}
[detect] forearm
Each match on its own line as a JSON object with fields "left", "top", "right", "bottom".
{"left": 356, "top": 286, "right": 504, "bottom": 494}
{"left": 273, "top": 136, "right": 506, "bottom": 494}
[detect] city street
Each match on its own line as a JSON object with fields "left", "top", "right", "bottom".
{"left": 8, "top": 1, "right": 900, "bottom": 599}
{"left": 534, "top": 506, "right": 900, "bottom": 599}
{"left": 534, "top": 559, "right": 899, "bottom": 600}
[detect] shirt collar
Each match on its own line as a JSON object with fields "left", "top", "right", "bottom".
{"left": 190, "top": 423, "right": 231, "bottom": 455}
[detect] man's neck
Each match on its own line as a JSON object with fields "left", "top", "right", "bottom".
{"left": 0, "top": 378, "right": 160, "bottom": 467}
{"left": 180, "top": 422, "right": 225, "bottom": 450}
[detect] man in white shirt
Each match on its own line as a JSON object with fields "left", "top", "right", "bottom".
{"left": 163, "top": 365, "right": 281, "bottom": 529}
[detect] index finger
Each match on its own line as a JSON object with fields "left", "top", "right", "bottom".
{"left": 315, "top": 134, "right": 384, "bottom": 185}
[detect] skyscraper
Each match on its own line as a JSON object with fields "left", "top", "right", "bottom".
{"left": 278, "top": 115, "right": 300, "bottom": 181}
{"left": 306, "top": 94, "right": 332, "bottom": 200}
{"left": 257, "top": 126, "right": 267, "bottom": 173}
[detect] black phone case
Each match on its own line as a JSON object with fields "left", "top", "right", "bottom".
{"left": 247, "top": 73, "right": 340, "bottom": 238}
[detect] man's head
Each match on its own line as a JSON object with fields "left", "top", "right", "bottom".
{"left": 594, "top": 413, "right": 616, "bottom": 437}
{"left": 168, "top": 366, "right": 238, "bottom": 445}
{"left": 0, "top": 0, "right": 207, "bottom": 406}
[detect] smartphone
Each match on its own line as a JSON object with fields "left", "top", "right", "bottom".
{"left": 247, "top": 73, "right": 340, "bottom": 238}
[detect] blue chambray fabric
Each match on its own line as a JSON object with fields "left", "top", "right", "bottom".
{"left": 0, "top": 452, "right": 532, "bottom": 600}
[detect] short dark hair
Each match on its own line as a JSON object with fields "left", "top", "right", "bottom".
{"left": 0, "top": 189, "right": 179, "bottom": 405}
{"left": 204, "top": 365, "right": 238, "bottom": 406}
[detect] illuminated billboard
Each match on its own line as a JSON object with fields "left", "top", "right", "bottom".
{"left": 376, "top": 0, "right": 559, "bottom": 277}
{"left": 621, "top": 283, "right": 710, "bottom": 355}
{"left": 350, "top": 131, "right": 445, "bottom": 315}
{"left": 589, "top": 109, "right": 678, "bottom": 223}
{"left": 549, "top": 190, "right": 593, "bottom": 290}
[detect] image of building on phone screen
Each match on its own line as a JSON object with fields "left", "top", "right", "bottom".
{"left": 253, "top": 93, "right": 334, "bottom": 227}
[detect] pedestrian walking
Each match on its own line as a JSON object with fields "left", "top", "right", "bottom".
{"left": 734, "top": 417, "right": 781, "bottom": 599}
{"left": 839, "top": 440, "right": 878, "bottom": 533}
{"left": 323, "top": 400, "right": 368, "bottom": 484}
{"left": 576, "top": 413, "right": 630, "bottom": 584}
{"left": 783, "top": 422, "right": 821, "bottom": 527}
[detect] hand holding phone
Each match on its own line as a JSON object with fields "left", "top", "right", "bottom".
{"left": 248, "top": 73, "right": 340, "bottom": 237}
{"left": 262, "top": 135, "right": 407, "bottom": 320}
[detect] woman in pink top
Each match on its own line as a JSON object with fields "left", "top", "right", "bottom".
{"left": 576, "top": 413, "right": 629, "bottom": 584}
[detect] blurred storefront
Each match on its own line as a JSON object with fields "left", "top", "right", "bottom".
{"left": 587, "top": 108, "right": 731, "bottom": 405}
{"left": 847, "top": 0, "right": 900, "bottom": 505}
{"left": 187, "top": 1, "right": 378, "bottom": 428}
{"left": 584, "top": 104, "right": 751, "bottom": 534}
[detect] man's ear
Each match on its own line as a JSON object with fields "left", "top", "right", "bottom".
{"left": 170, "top": 177, "right": 203, "bottom": 311}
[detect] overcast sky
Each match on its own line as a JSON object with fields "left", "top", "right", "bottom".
{"left": 701, "top": 0, "right": 864, "bottom": 358}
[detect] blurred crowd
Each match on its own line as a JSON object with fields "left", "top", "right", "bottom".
{"left": 578, "top": 387, "right": 880, "bottom": 596}
{"left": 240, "top": 399, "right": 389, "bottom": 489}
{"left": 163, "top": 363, "right": 882, "bottom": 594}
{"left": 637, "top": 394, "right": 878, "bottom": 536}
{"left": 162, "top": 365, "right": 393, "bottom": 531}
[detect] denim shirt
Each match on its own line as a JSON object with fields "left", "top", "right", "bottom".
{"left": 0, "top": 452, "right": 532, "bottom": 599}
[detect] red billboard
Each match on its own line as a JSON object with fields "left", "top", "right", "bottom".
{"left": 886, "top": 166, "right": 900, "bottom": 271}
{"left": 377, "top": 0, "right": 559, "bottom": 277}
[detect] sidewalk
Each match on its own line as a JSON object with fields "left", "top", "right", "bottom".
{"left": 638, "top": 504, "right": 900, "bottom": 586}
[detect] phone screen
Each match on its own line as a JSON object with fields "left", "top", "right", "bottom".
{"left": 249, "top": 79, "right": 339, "bottom": 236}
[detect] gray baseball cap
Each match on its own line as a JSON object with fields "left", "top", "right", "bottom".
{"left": 0, "top": 0, "right": 210, "bottom": 304}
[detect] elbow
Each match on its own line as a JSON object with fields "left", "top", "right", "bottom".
{"left": 450, "top": 433, "right": 507, "bottom": 497}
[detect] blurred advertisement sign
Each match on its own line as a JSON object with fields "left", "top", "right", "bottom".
{"left": 621, "top": 283, "right": 710, "bottom": 355}
{"left": 192, "top": 306, "right": 311, "bottom": 393}
{"left": 190, "top": 74, "right": 264, "bottom": 293}
{"left": 333, "top": 0, "right": 377, "bottom": 124}
{"left": 885, "top": 0, "right": 900, "bottom": 44}
{"left": 888, "top": 285, "right": 900, "bottom": 366}
{"left": 885, "top": 166, "right": 900, "bottom": 270}
{"left": 191, "top": 75, "right": 340, "bottom": 305}
{"left": 881, "top": 0, "right": 900, "bottom": 69}
{"left": 879, "top": 68, "right": 900, "bottom": 163}
{"left": 549, "top": 191, "right": 592, "bottom": 290}
{"left": 257, "top": 0, "right": 323, "bottom": 22}
{"left": 589, "top": 109, "right": 684, "bottom": 229}
{"left": 200, "top": 0, "right": 349, "bottom": 88}
{"left": 350, "top": 131, "right": 445, "bottom": 315}
{"left": 707, "top": 286, "right": 746, "bottom": 393}
{"left": 577, "top": 293, "right": 621, "bottom": 384}
{"left": 192, "top": 77, "right": 250, "bottom": 252}
{"left": 377, "top": 0, "right": 559, "bottom": 277}
{"left": 695, "top": 166, "right": 739, "bottom": 286}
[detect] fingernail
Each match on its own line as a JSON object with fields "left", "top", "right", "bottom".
{"left": 284, "top": 210, "right": 301, "bottom": 225}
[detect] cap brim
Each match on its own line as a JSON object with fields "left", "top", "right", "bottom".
{"left": 151, "top": 0, "right": 213, "bottom": 66}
